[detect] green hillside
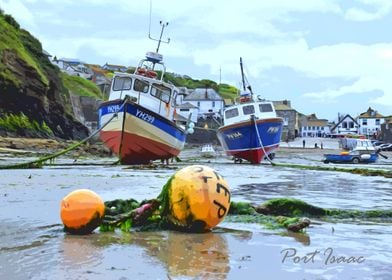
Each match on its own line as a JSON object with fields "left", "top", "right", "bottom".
{"left": 0, "top": 10, "right": 48, "bottom": 87}
{"left": 61, "top": 73, "right": 103, "bottom": 99}
{"left": 164, "top": 72, "right": 239, "bottom": 100}
{"left": 0, "top": 10, "right": 90, "bottom": 139}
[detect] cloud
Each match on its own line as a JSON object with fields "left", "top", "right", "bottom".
{"left": 0, "top": 0, "right": 36, "bottom": 27}
{"left": 345, "top": 0, "right": 392, "bottom": 21}
{"left": 191, "top": 37, "right": 392, "bottom": 108}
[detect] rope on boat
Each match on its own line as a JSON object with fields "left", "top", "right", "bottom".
{"left": 0, "top": 97, "right": 129, "bottom": 169}
{"left": 252, "top": 115, "right": 276, "bottom": 165}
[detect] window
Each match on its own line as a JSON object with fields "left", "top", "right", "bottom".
{"left": 197, "top": 101, "right": 200, "bottom": 107}
{"left": 225, "top": 108, "right": 239, "bottom": 119}
{"left": 376, "top": 119, "right": 380, "bottom": 125}
{"left": 349, "top": 122, "right": 354, "bottom": 128}
{"left": 180, "top": 109, "right": 189, "bottom": 112}
{"left": 113, "top": 76, "right": 132, "bottom": 91}
{"left": 259, "top": 103, "right": 273, "bottom": 112}
{"left": 342, "top": 122, "right": 347, "bottom": 129}
{"left": 133, "top": 79, "right": 149, "bottom": 93}
{"left": 212, "top": 101, "right": 215, "bottom": 107}
{"left": 362, "top": 119, "right": 367, "bottom": 125}
{"left": 283, "top": 117, "right": 289, "bottom": 126}
{"left": 151, "top": 83, "right": 171, "bottom": 103}
{"left": 243, "top": 105, "right": 255, "bottom": 115}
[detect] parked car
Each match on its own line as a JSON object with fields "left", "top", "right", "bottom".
{"left": 371, "top": 140, "right": 384, "bottom": 146}
{"left": 379, "top": 143, "right": 392, "bottom": 151}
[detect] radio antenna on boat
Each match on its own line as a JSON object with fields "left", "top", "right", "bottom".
{"left": 148, "top": 1, "right": 170, "bottom": 53}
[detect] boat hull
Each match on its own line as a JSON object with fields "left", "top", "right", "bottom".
{"left": 217, "top": 117, "right": 283, "bottom": 164}
{"left": 98, "top": 99, "right": 186, "bottom": 164}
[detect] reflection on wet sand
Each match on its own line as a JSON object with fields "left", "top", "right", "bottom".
{"left": 285, "top": 230, "right": 310, "bottom": 246}
{"left": 61, "top": 234, "right": 103, "bottom": 268}
{"left": 93, "top": 230, "right": 231, "bottom": 279}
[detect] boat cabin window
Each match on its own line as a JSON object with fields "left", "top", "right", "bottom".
{"left": 243, "top": 105, "right": 255, "bottom": 115}
{"left": 151, "top": 83, "right": 171, "bottom": 103}
{"left": 259, "top": 103, "right": 273, "bottom": 113}
{"left": 225, "top": 108, "right": 239, "bottom": 119}
{"left": 133, "top": 79, "right": 149, "bottom": 93}
{"left": 113, "top": 76, "right": 132, "bottom": 91}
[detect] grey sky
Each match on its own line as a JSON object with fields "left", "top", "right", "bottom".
{"left": 1, "top": 0, "right": 391, "bottom": 121}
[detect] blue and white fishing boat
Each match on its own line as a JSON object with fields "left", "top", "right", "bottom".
{"left": 217, "top": 58, "right": 283, "bottom": 164}
{"left": 98, "top": 22, "right": 191, "bottom": 164}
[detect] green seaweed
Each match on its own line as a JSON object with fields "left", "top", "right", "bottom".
{"left": 257, "top": 198, "right": 326, "bottom": 217}
{"left": 273, "top": 162, "right": 392, "bottom": 178}
{"left": 229, "top": 201, "right": 256, "bottom": 215}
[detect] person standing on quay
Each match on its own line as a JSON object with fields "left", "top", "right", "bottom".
{"left": 302, "top": 139, "right": 305, "bottom": 148}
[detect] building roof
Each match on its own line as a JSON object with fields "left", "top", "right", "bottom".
{"left": 306, "top": 120, "right": 328, "bottom": 126}
{"left": 331, "top": 114, "right": 359, "bottom": 131}
{"left": 59, "top": 58, "right": 85, "bottom": 65}
{"left": 184, "top": 88, "right": 223, "bottom": 101}
{"left": 177, "top": 102, "right": 198, "bottom": 109}
{"left": 102, "top": 63, "right": 127, "bottom": 69}
{"left": 358, "top": 107, "right": 384, "bottom": 118}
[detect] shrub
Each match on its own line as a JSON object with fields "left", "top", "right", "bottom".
{"left": 3, "top": 14, "right": 20, "bottom": 30}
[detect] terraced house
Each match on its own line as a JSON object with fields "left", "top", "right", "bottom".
{"left": 300, "top": 113, "right": 330, "bottom": 137}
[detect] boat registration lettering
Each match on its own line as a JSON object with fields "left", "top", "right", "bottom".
{"left": 136, "top": 109, "right": 155, "bottom": 123}
{"left": 226, "top": 132, "right": 242, "bottom": 139}
{"left": 107, "top": 105, "right": 121, "bottom": 113}
{"left": 267, "top": 126, "right": 280, "bottom": 134}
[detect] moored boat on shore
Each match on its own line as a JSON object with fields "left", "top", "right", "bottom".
{"left": 98, "top": 24, "right": 189, "bottom": 164}
{"left": 200, "top": 144, "right": 216, "bottom": 158}
{"left": 217, "top": 58, "right": 283, "bottom": 164}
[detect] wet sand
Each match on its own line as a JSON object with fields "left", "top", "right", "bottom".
{"left": 0, "top": 138, "right": 392, "bottom": 279}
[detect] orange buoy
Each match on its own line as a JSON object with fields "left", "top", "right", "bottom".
{"left": 60, "top": 189, "right": 105, "bottom": 235}
{"left": 165, "top": 165, "right": 231, "bottom": 232}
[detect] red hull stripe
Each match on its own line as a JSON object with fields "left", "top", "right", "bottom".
{"left": 100, "top": 130, "right": 180, "bottom": 164}
{"left": 227, "top": 144, "right": 279, "bottom": 164}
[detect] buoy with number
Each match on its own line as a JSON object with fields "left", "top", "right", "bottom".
{"left": 60, "top": 189, "right": 105, "bottom": 235}
{"left": 161, "top": 165, "right": 231, "bottom": 232}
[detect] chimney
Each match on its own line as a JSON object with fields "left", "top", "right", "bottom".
{"left": 205, "top": 88, "right": 208, "bottom": 99}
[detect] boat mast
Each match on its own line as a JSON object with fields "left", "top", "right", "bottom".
{"left": 240, "top": 57, "right": 246, "bottom": 91}
{"left": 239, "top": 57, "right": 253, "bottom": 94}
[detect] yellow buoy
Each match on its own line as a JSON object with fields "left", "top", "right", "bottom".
{"left": 60, "top": 189, "right": 105, "bottom": 235}
{"left": 163, "top": 165, "right": 231, "bottom": 232}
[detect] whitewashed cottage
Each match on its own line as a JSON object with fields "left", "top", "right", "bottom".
{"left": 357, "top": 107, "right": 385, "bottom": 138}
{"left": 183, "top": 88, "right": 224, "bottom": 119}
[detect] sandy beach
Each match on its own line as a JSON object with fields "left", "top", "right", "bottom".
{"left": 0, "top": 137, "right": 392, "bottom": 280}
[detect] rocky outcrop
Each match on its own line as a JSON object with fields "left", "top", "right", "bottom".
{"left": 0, "top": 14, "right": 89, "bottom": 140}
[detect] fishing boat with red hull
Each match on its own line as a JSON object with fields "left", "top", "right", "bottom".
{"left": 217, "top": 58, "right": 283, "bottom": 164}
{"left": 98, "top": 23, "right": 190, "bottom": 164}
